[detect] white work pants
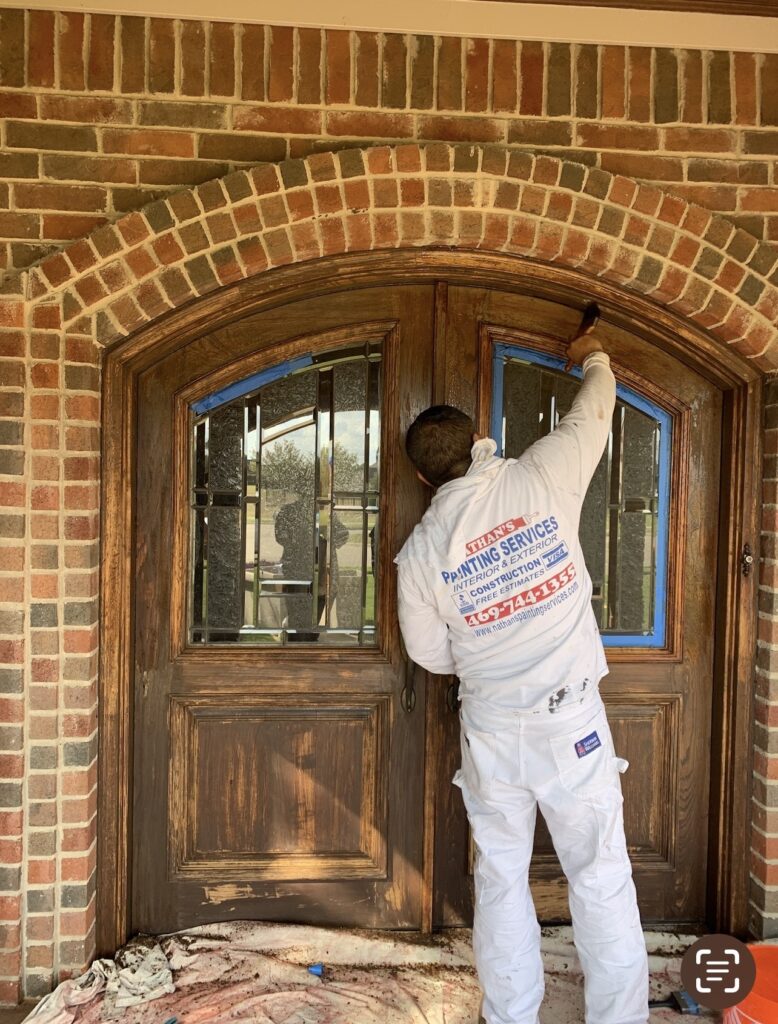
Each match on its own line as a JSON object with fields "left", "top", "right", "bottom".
{"left": 454, "top": 687, "right": 649, "bottom": 1024}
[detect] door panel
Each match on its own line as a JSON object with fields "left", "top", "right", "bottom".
{"left": 132, "top": 286, "right": 435, "bottom": 932}
{"left": 432, "top": 285, "right": 721, "bottom": 927}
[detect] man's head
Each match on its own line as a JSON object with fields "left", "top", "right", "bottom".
{"left": 405, "top": 405, "right": 476, "bottom": 489}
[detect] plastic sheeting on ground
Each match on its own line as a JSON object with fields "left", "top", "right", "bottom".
{"left": 24, "top": 922, "right": 725, "bottom": 1023}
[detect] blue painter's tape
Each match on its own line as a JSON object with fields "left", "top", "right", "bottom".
{"left": 191, "top": 354, "right": 314, "bottom": 415}
{"left": 491, "top": 341, "right": 673, "bottom": 650}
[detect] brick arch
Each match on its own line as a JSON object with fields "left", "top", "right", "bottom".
{"left": 6, "top": 141, "right": 778, "bottom": 368}
{"left": 0, "top": 142, "right": 776, "bottom": 1000}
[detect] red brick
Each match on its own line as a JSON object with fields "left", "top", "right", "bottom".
{"left": 373, "top": 211, "right": 399, "bottom": 247}
{"left": 628, "top": 47, "right": 651, "bottom": 122}
{"left": 233, "top": 106, "right": 322, "bottom": 135}
{"left": 755, "top": 751, "right": 778, "bottom": 781}
{"left": 325, "top": 29, "right": 351, "bottom": 105}
{"left": 666, "top": 184, "right": 737, "bottom": 212}
{"left": 519, "top": 41, "right": 543, "bottom": 116}
{"left": 298, "top": 28, "right": 322, "bottom": 105}
{"left": 483, "top": 212, "right": 510, "bottom": 248}
{"left": 0, "top": 301, "right": 24, "bottom": 328}
{"left": 354, "top": 31, "right": 378, "bottom": 108}
{"left": 289, "top": 221, "right": 320, "bottom": 261}
{"left": 59, "top": 12, "right": 86, "bottom": 91}
{"left": 577, "top": 123, "right": 659, "bottom": 151}
{"left": 319, "top": 217, "right": 346, "bottom": 255}
{"left": 418, "top": 115, "right": 502, "bottom": 144}
{"left": 181, "top": 20, "right": 206, "bottom": 97}
{"left": 734, "top": 52, "right": 757, "bottom": 125}
{"left": 88, "top": 13, "right": 116, "bottom": 91}
{"left": 0, "top": 92, "right": 36, "bottom": 118}
{"left": 465, "top": 38, "right": 489, "bottom": 113}
{"left": 601, "top": 47, "right": 626, "bottom": 119}
{"left": 209, "top": 22, "right": 235, "bottom": 98}
{"left": 438, "top": 37, "right": 463, "bottom": 111}
{"left": 148, "top": 17, "right": 175, "bottom": 94}
{"left": 286, "top": 193, "right": 313, "bottom": 224}
{"left": 0, "top": 212, "right": 40, "bottom": 240}
{"left": 740, "top": 190, "right": 778, "bottom": 213}
{"left": 492, "top": 40, "right": 518, "bottom": 114}
{"left": 28, "top": 11, "right": 55, "bottom": 87}
{"left": 663, "top": 127, "right": 736, "bottom": 152}
{"left": 15, "top": 184, "right": 107, "bottom": 213}
{"left": 681, "top": 50, "right": 703, "bottom": 123}
{"left": 268, "top": 26, "right": 294, "bottom": 102}
{"left": 124, "top": 246, "right": 157, "bottom": 281}
{"left": 326, "top": 110, "right": 413, "bottom": 138}
{"left": 43, "top": 214, "right": 107, "bottom": 241}
{"left": 119, "top": 16, "right": 145, "bottom": 93}
{"left": 25, "top": 916, "right": 53, "bottom": 941}
{"left": 382, "top": 34, "right": 407, "bottom": 109}
{"left": 103, "top": 129, "right": 194, "bottom": 157}
{"left": 400, "top": 178, "right": 425, "bottom": 207}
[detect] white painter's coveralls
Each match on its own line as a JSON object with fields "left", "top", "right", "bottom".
{"left": 395, "top": 352, "right": 649, "bottom": 1024}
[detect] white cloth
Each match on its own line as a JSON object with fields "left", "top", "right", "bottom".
{"left": 457, "top": 690, "right": 649, "bottom": 1024}
{"left": 22, "top": 937, "right": 174, "bottom": 1024}
{"left": 395, "top": 350, "right": 616, "bottom": 712}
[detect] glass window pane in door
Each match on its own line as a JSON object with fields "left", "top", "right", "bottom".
{"left": 189, "top": 342, "right": 382, "bottom": 646}
{"left": 496, "top": 347, "right": 670, "bottom": 647}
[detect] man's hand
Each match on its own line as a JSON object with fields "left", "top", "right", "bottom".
{"left": 564, "top": 302, "right": 602, "bottom": 372}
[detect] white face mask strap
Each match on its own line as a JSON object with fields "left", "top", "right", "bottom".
{"left": 471, "top": 437, "right": 498, "bottom": 464}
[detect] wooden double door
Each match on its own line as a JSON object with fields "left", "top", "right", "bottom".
{"left": 132, "top": 282, "right": 721, "bottom": 934}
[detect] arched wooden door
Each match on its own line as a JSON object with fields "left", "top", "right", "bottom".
{"left": 131, "top": 279, "right": 723, "bottom": 933}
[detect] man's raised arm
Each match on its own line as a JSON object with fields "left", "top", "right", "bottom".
{"left": 520, "top": 314, "right": 616, "bottom": 500}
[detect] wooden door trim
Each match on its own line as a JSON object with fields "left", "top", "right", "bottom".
{"left": 98, "top": 249, "right": 759, "bottom": 954}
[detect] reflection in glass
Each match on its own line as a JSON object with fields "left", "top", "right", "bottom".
{"left": 190, "top": 343, "right": 381, "bottom": 645}
{"left": 500, "top": 355, "right": 666, "bottom": 639}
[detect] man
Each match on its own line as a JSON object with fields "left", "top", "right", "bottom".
{"left": 394, "top": 307, "right": 649, "bottom": 1024}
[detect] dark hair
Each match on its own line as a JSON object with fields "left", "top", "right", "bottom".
{"left": 405, "top": 405, "right": 475, "bottom": 488}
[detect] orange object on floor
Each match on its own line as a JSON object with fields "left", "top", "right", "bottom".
{"left": 723, "top": 945, "right": 778, "bottom": 1024}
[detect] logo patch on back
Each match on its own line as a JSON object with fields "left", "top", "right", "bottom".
{"left": 575, "top": 731, "right": 602, "bottom": 758}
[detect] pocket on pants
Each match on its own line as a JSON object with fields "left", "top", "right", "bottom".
{"left": 549, "top": 706, "right": 619, "bottom": 798}
{"left": 455, "top": 723, "right": 498, "bottom": 793}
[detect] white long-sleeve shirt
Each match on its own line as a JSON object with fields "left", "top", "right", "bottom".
{"left": 394, "top": 350, "right": 617, "bottom": 711}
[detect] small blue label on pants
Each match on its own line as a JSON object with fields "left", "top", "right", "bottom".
{"left": 575, "top": 731, "right": 602, "bottom": 757}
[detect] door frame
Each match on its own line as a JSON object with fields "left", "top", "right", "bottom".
{"left": 97, "top": 249, "right": 760, "bottom": 954}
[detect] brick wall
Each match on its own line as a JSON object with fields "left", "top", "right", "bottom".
{"left": 0, "top": 10, "right": 777, "bottom": 276}
{"left": 0, "top": 8, "right": 777, "bottom": 1006}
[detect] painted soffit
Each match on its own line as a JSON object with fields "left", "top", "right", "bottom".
{"left": 8, "top": 0, "right": 778, "bottom": 53}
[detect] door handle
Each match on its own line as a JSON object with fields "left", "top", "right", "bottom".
{"left": 446, "top": 678, "right": 460, "bottom": 713}
{"left": 398, "top": 635, "right": 417, "bottom": 713}
{"left": 401, "top": 659, "right": 417, "bottom": 713}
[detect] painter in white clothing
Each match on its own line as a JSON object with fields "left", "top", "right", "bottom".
{"left": 394, "top": 313, "right": 650, "bottom": 1024}
{"left": 395, "top": 348, "right": 615, "bottom": 713}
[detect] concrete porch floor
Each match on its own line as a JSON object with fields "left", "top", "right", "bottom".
{"left": 3, "top": 922, "right": 728, "bottom": 1023}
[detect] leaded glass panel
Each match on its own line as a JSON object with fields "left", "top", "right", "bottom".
{"left": 498, "top": 350, "right": 670, "bottom": 645}
{"left": 190, "top": 342, "right": 381, "bottom": 645}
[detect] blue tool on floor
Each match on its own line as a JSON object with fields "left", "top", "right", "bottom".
{"left": 648, "top": 989, "right": 701, "bottom": 1014}
{"left": 308, "top": 962, "right": 325, "bottom": 978}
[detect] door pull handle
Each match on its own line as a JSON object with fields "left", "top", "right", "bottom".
{"left": 446, "top": 678, "right": 460, "bottom": 713}
{"left": 401, "top": 657, "right": 417, "bottom": 713}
